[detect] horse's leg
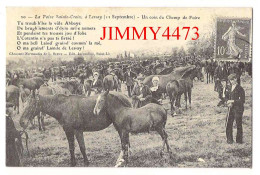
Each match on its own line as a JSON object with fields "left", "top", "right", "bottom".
{"left": 177, "top": 94, "right": 182, "bottom": 108}
{"left": 175, "top": 94, "right": 179, "bottom": 108}
{"left": 206, "top": 73, "right": 209, "bottom": 84}
{"left": 75, "top": 130, "right": 89, "bottom": 166}
{"left": 171, "top": 95, "right": 176, "bottom": 116}
{"left": 41, "top": 113, "right": 45, "bottom": 131}
{"left": 162, "top": 129, "right": 171, "bottom": 153}
{"left": 32, "top": 90, "right": 35, "bottom": 97}
{"left": 37, "top": 114, "right": 42, "bottom": 131}
{"left": 184, "top": 91, "right": 188, "bottom": 110}
{"left": 122, "top": 131, "right": 129, "bottom": 165}
{"left": 188, "top": 88, "right": 192, "bottom": 109}
{"left": 156, "top": 127, "right": 167, "bottom": 155}
{"left": 64, "top": 128, "right": 76, "bottom": 167}
{"left": 116, "top": 130, "right": 129, "bottom": 167}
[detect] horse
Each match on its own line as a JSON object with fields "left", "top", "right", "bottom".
{"left": 103, "top": 74, "right": 119, "bottom": 91}
{"left": 143, "top": 65, "right": 201, "bottom": 92}
{"left": 19, "top": 92, "right": 131, "bottom": 167}
{"left": 93, "top": 91, "right": 171, "bottom": 167}
{"left": 9, "top": 77, "right": 44, "bottom": 96}
{"left": 166, "top": 66, "right": 204, "bottom": 115}
{"left": 6, "top": 85, "right": 20, "bottom": 114}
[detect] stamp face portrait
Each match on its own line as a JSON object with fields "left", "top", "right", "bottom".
{"left": 215, "top": 18, "right": 252, "bottom": 61}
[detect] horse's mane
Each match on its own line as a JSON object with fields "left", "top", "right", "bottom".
{"left": 109, "top": 92, "right": 132, "bottom": 108}
{"left": 173, "top": 65, "right": 196, "bottom": 78}
{"left": 158, "top": 67, "right": 174, "bottom": 75}
{"left": 181, "top": 67, "right": 196, "bottom": 79}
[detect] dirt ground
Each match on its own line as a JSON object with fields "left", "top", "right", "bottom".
{"left": 13, "top": 73, "right": 252, "bottom": 167}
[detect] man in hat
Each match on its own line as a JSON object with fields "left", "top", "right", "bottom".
{"left": 214, "top": 61, "right": 228, "bottom": 105}
{"left": 124, "top": 67, "right": 137, "bottom": 97}
{"left": 226, "top": 73, "right": 245, "bottom": 144}
{"left": 131, "top": 77, "right": 152, "bottom": 108}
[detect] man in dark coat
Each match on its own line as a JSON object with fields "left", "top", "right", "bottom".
{"left": 131, "top": 78, "right": 152, "bottom": 108}
{"left": 226, "top": 73, "right": 245, "bottom": 144}
{"left": 214, "top": 61, "right": 228, "bottom": 105}
{"left": 6, "top": 103, "right": 21, "bottom": 166}
{"left": 124, "top": 67, "right": 137, "bottom": 97}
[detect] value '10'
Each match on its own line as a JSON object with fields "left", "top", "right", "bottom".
{"left": 217, "top": 46, "right": 226, "bottom": 55}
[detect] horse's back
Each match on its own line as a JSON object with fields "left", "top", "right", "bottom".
{"left": 126, "top": 103, "right": 167, "bottom": 131}
{"left": 53, "top": 94, "right": 112, "bottom": 131}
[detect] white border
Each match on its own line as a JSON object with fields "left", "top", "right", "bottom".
{"left": 1, "top": 1, "right": 259, "bottom": 175}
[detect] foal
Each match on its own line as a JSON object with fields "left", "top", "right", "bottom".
{"left": 93, "top": 91, "right": 172, "bottom": 167}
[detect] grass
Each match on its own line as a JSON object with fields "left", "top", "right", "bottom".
{"left": 13, "top": 74, "right": 252, "bottom": 167}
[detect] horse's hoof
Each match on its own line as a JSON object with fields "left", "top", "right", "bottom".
{"left": 115, "top": 159, "right": 125, "bottom": 167}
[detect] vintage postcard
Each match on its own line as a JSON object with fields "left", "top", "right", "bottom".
{"left": 5, "top": 7, "right": 252, "bottom": 168}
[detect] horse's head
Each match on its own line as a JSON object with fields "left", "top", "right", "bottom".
{"left": 93, "top": 90, "right": 109, "bottom": 115}
{"left": 20, "top": 94, "right": 40, "bottom": 129}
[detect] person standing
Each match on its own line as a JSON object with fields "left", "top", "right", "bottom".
{"left": 226, "top": 73, "right": 245, "bottom": 144}
{"left": 131, "top": 78, "right": 152, "bottom": 108}
{"left": 6, "top": 103, "right": 21, "bottom": 167}
{"left": 214, "top": 61, "right": 228, "bottom": 105}
{"left": 124, "top": 67, "right": 137, "bottom": 97}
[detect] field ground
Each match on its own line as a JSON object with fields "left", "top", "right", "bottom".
{"left": 13, "top": 73, "right": 252, "bottom": 167}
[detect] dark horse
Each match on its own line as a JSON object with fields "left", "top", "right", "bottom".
{"left": 93, "top": 91, "right": 171, "bottom": 167}
{"left": 166, "top": 66, "right": 204, "bottom": 115}
{"left": 143, "top": 65, "right": 199, "bottom": 92}
{"left": 19, "top": 92, "right": 131, "bottom": 166}
{"left": 9, "top": 77, "right": 44, "bottom": 96}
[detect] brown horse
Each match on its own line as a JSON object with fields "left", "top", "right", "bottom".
{"left": 143, "top": 65, "right": 197, "bottom": 92}
{"left": 166, "top": 66, "right": 204, "bottom": 115}
{"left": 9, "top": 77, "right": 44, "bottom": 96}
{"left": 19, "top": 92, "right": 131, "bottom": 166}
{"left": 93, "top": 91, "right": 171, "bottom": 167}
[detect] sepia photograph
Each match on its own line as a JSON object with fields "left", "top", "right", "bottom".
{"left": 4, "top": 6, "right": 253, "bottom": 169}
